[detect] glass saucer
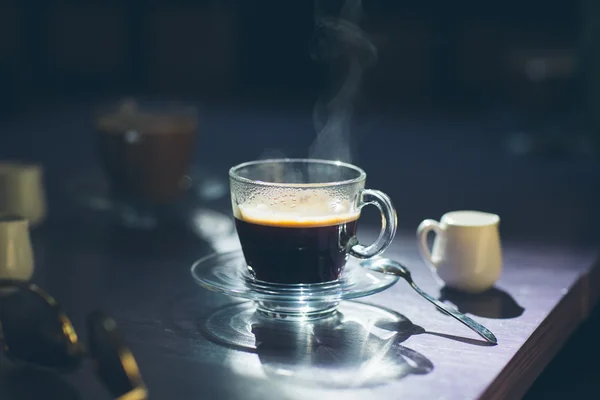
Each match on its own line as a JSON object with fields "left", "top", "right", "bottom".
{"left": 191, "top": 251, "right": 399, "bottom": 320}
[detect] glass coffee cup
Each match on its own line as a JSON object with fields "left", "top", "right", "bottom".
{"left": 229, "top": 159, "right": 397, "bottom": 285}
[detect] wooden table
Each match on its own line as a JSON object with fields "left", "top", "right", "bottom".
{"left": 0, "top": 102, "right": 598, "bottom": 399}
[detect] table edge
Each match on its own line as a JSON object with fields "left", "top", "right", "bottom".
{"left": 478, "top": 255, "right": 600, "bottom": 400}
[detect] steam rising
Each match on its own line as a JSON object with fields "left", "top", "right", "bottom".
{"left": 309, "top": 0, "right": 377, "bottom": 163}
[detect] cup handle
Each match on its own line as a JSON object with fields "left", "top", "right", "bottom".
{"left": 349, "top": 189, "right": 397, "bottom": 259}
{"left": 417, "top": 219, "right": 443, "bottom": 268}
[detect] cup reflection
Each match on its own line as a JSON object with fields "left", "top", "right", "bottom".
{"left": 203, "top": 301, "right": 434, "bottom": 388}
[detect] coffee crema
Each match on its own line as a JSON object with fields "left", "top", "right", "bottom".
{"left": 235, "top": 198, "right": 359, "bottom": 284}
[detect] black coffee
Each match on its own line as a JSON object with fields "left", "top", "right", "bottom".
{"left": 235, "top": 205, "right": 359, "bottom": 284}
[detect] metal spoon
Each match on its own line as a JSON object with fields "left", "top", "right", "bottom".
{"left": 360, "top": 258, "right": 498, "bottom": 345}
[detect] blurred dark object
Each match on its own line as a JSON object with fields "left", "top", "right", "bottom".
{"left": 0, "top": 280, "right": 148, "bottom": 400}
{"left": 94, "top": 97, "right": 198, "bottom": 229}
{"left": 95, "top": 98, "right": 197, "bottom": 204}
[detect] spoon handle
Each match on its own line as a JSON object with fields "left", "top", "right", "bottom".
{"left": 408, "top": 281, "right": 498, "bottom": 344}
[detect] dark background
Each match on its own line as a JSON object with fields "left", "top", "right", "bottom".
{"left": 0, "top": 0, "right": 582, "bottom": 114}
